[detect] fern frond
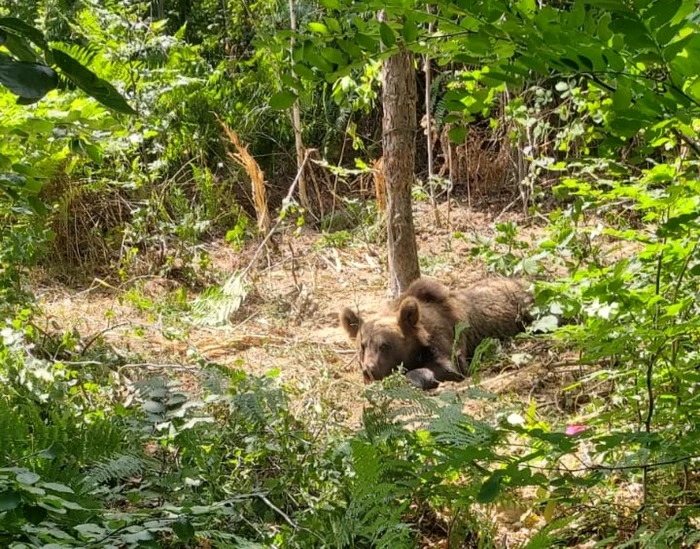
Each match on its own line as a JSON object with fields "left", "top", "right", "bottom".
{"left": 189, "top": 272, "right": 248, "bottom": 326}
{"left": 83, "top": 453, "right": 152, "bottom": 489}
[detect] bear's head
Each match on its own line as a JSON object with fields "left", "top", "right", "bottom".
{"left": 339, "top": 297, "right": 429, "bottom": 382}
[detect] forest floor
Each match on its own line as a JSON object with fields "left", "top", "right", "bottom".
{"left": 32, "top": 198, "right": 596, "bottom": 547}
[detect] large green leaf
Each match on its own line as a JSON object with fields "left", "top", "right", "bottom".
{"left": 0, "top": 59, "right": 58, "bottom": 100}
{"left": 2, "top": 31, "right": 40, "bottom": 62}
{"left": 51, "top": 49, "right": 136, "bottom": 115}
{"left": 269, "top": 90, "right": 297, "bottom": 110}
{"left": 477, "top": 472, "right": 502, "bottom": 503}
{"left": 643, "top": 0, "right": 681, "bottom": 28}
{"left": 379, "top": 22, "right": 396, "bottom": 47}
{"left": 321, "top": 47, "right": 347, "bottom": 66}
{"left": 402, "top": 17, "right": 418, "bottom": 42}
{"left": 0, "top": 18, "right": 49, "bottom": 51}
{"left": 172, "top": 517, "right": 195, "bottom": 541}
{"left": 0, "top": 490, "right": 21, "bottom": 511}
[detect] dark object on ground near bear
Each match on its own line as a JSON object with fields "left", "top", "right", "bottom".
{"left": 339, "top": 277, "right": 533, "bottom": 390}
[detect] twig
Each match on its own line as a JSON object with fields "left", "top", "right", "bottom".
{"left": 258, "top": 493, "right": 298, "bottom": 530}
{"left": 119, "top": 362, "right": 194, "bottom": 372}
{"left": 80, "top": 322, "right": 130, "bottom": 356}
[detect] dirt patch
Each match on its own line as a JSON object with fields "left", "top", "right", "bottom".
{"left": 35, "top": 200, "right": 580, "bottom": 410}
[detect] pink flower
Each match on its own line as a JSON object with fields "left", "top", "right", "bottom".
{"left": 565, "top": 425, "right": 587, "bottom": 436}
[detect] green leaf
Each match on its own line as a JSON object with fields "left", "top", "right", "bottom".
{"left": 51, "top": 49, "right": 136, "bottom": 115}
{"left": 325, "top": 18, "right": 342, "bottom": 34}
{"left": 85, "top": 144, "right": 104, "bottom": 164}
{"left": 609, "top": 16, "right": 655, "bottom": 49}
{"left": 477, "top": 472, "right": 502, "bottom": 503}
{"left": 577, "top": 55, "right": 593, "bottom": 70}
{"left": 597, "top": 13, "right": 613, "bottom": 41}
{"left": 23, "top": 505, "right": 48, "bottom": 525}
{"left": 308, "top": 22, "right": 329, "bottom": 35}
{"left": 655, "top": 22, "right": 683, "bottom": 46}
{"left": 337, "top": 39, "right": 362, "bottom": 60}
{"left": 569, "top": 0, "right": 586, "bottom": 27}
{"left": 0, "top": 59, "right": 58, "bottom": 100}
{"left": 293, "top": 63, "right": 316, "bottom": 80}
{"left": 321, "top": 47, "right": 346, "bottom": 65}
{"left": 3, "top": 32, "right": 40, "bottom": 62}
{"left": 143, "top": 400, "right": 166, "bottom": 414}
{"left": 518, "top": 55, "right": 548, "bottom": 74}
{"left": 379, "top": 22, "right": 396, "bottom": 47}
{"left": 485, "top": 71, "right": 520, "bottom": 85}
{"left": 609, "top": 117, "right": 645, "bottom": 137}
{"left": 17, "top": 472, "right": 41, "bottom": 485}
{"left": 559, "top": 57, "right": 579, "bottom": 71}
{"left": 356, "top": 33, "right": 378, "bottom": 52}
{"left": 307, "top": 51, "right": 334, "bottom": 72}
{"left": 320, "top": 0, "right": 340, "bottom": 8}
{"left": 172, "top": 516, "right": 195, "bottom": 541}
{"left": 402, "top": 18, "right": 418, "bottom": 42}
{"left": 644, "top": 0, "right": 681, "bottom": 27}
{"left": 612, "top": 86, "right": 632, "bottom": 110}
{"left": 12, "top": 163, "right": 43, "bottom": 178}
{"left": 42, "top": 482, "right": 74, "bottom": 494}
{"left": 448, "top": 126, "right": 467, "bottom": 143}
{"left": 27, "top": 195, "right": 47, "bottom": 215}
{"left": 0, "top": 18, "right": 49, "bottom": 51}
{"left": 16, "top": 95, "right": 42, "bottom": 105}
{"left": 0, "top": 490, "right": 21, "bottom": 510}
{"left": 0, "top": 173, "right": 26, "bottom": 187}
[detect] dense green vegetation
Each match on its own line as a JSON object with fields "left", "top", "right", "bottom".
{"left": 2, "top": 0, "right": 700, "bottom": 547}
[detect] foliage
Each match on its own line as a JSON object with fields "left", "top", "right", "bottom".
{"left": 1, "top": 317, "right": 551, "bottom": 548}
{"left": 276, "top": 0, "right": 700, "bottom": 543}
{"left": 3, "top": 0, "right": 700, "bottom": 546}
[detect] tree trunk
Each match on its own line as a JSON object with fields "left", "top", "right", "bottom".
{"left": 288, "top": 0, "right": 311, "bottom": 215}
{"left": 382, "top": 47, "right": 420, "bottom": 297}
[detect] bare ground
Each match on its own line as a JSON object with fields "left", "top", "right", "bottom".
{"left": 33, "top": 199, "right": 600, "bottom": 546}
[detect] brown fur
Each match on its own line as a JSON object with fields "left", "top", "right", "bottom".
{"left": 339, "top": 277, "right": 533, "bottom": 389}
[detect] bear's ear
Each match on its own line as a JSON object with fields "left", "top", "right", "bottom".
{"left": 398, "top": 297, "right": 421, "bottom": 334}
{"left": 340, "top": 308, "right": 362, "bottom": 339}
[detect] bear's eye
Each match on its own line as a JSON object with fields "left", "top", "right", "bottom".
{"left": 379, "top": 342, "right": 390, "bottom": 352}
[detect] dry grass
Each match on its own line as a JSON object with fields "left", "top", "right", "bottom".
{"left": 438, "top": 123, "right": 514, "bottom": 199}
{"left": 35, "top": 202, "right": 581, "bottom": 425}
{"left": 219, "top": 119, "right": 270, "bottom": 234}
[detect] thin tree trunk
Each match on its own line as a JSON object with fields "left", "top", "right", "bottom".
{"left": 382, "top": 47, "right": 420, "bottom": 297}
{"left": 424, "top": 6, "right": 439, "bottom": 225}
{"left": 288, "top": 0, "right": 311, "bottom": 214}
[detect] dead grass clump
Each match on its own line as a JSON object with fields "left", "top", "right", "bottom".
{"left": 219, "top": 120, "right": 271, "bottom": 234}
{"left": 43, "top": 174, "right": 128, "bottom": 276}
{"left": 438, "top": 123, "right": 513, "bottom": 199}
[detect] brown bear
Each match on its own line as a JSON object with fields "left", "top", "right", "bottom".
{"left": 339, "top": 277, "right": 533, "bottom": 390}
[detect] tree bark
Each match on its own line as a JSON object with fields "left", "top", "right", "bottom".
{"left": 382, "top": 47, "right": 420, "bottom": 297}
{"left": 288, "top": 0, "right": 311, "bottom": 215}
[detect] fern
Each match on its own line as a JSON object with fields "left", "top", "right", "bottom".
{"left": 189, "top": 272, "right": 248, "bottom": 326}
{"left": 83, "top": 453, "right": 152, "bottom": 489}
{"left": 335, "top": 440, "right": 414, "bottom": 548}
{"left": 427, "top": 402, "right": 496, "bottom": 448}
